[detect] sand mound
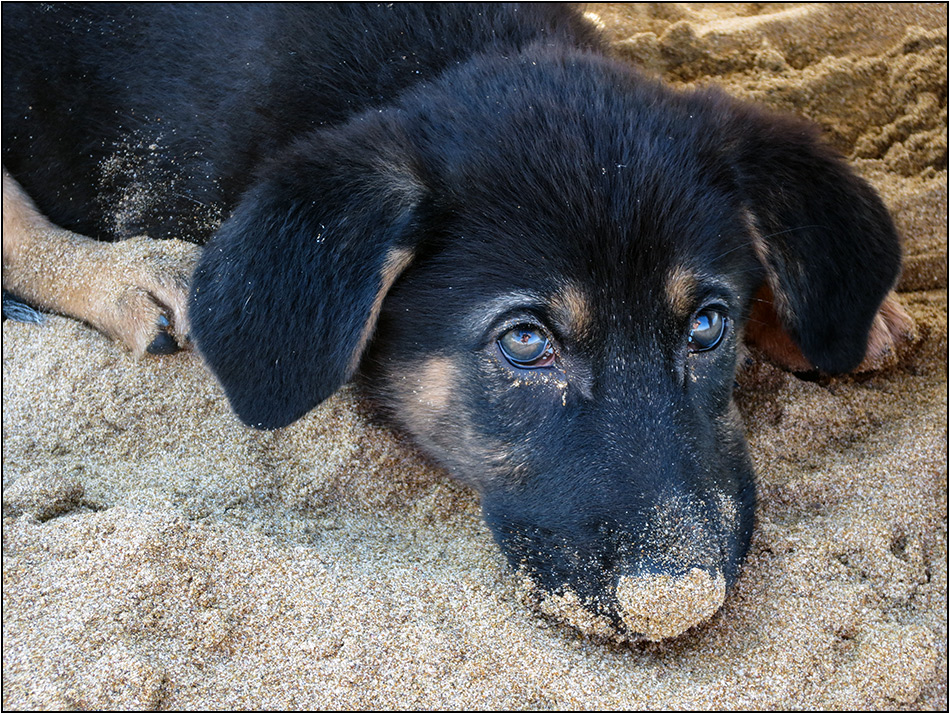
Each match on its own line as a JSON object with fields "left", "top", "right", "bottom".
{"left": 3, "top": 3, "right": 946, "bottom": 709}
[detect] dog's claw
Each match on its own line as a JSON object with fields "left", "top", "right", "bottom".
{"left": 145, "top": 323, "right": 180, "bottom": 354}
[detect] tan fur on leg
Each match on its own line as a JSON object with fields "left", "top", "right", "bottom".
{"left": 3, "top": 167, "right": 200, "bottom": 356}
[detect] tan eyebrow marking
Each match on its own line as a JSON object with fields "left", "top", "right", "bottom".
{"left": 550, "top": 281, "right": 594, "bottom": 337}
{"left": 666, "top": 265, "right": 700, "bottom": 319}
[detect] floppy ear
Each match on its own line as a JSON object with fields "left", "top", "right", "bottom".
{"left": 189, "top": 118, "right": 424, "bottom": 429}
{"left": 724, "top": 102, "right": 903, "bottom": 374}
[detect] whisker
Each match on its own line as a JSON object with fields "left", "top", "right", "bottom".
{"left": 757, "top": 224, "right": 826, "bottom": 242}
{"left": 709, "top": 224, "right": 826, "bottom": 265}
{"left": 708, "top": 236, "right": 759, "bottom": 263}
{"left": 174, "top": 192, "right": 210, "bottom": 207}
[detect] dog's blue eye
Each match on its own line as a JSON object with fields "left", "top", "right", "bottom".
{"left": 499, "top": 326, "right": 556, "bottom": 368}
{"left": 688, "top": 308, "right": 727, "bottom": 352}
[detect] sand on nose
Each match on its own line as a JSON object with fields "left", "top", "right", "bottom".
{"left": 616, "top": 567, "right": 727, "bottom": 641}
{"left": 517, "top": 566, "right": 728, "bottom": 643}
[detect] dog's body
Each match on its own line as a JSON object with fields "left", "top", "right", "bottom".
{"left": 2, "top": 3, "right": 909, "bottom": 640}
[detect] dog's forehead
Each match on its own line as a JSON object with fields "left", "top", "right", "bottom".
{"left": 441, "top": 134, "right": 746, "bottom": 283}
{"left": 442, "top": 175, "right": 753, "bottom": 321}
{"left": 418, "top": 49, "right": 734, "bottom": 214}
{"left": 413, "top": 59, "right": 762, "bottom": 329}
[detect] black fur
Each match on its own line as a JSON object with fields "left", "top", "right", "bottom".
{"left": 2, "top": 3, "right": 901, "bottom": 635}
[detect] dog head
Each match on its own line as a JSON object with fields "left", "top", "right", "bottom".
{"left": 190, "top": 48, "right": 901, "bottom": 640}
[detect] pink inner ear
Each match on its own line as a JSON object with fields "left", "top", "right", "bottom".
{"left": 744, "top": 284, "right": 815, "bottom": 372}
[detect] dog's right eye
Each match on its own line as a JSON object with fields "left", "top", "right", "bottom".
{"left": 688, "top": 307, "right": 728, "bottom": 352}
{"left": 498, "top": 325, "right": 556, "bottom": 368}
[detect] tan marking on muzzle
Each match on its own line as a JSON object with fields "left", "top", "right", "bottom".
{"left": 616, "top": 567, "right": 726, "bottom": 641}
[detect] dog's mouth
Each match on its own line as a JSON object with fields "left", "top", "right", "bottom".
{"left": 516, "top": 566, "right": 728, "bottom": 643}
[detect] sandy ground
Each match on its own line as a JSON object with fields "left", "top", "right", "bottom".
{"left": 3, "top": 3, "right": 947, "bottom": 710}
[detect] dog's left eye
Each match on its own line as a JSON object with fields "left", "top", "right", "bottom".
{"left": 498, "top": 325, "right": 556, "bottom": 368}
{"left": 688, "top": 307, "right": 727, "bottom": 352}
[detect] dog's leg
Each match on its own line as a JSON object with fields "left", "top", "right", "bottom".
{"left": 2, "top": 167, "right": 200, "bottom": 355}
{"left": 746, "top": 284, "right": 918, "bottom": 373}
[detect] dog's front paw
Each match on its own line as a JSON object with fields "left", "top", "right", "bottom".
{"left": 3, "top": 169, "right": 201, "bottom": 357}
{"left": 91, "top": 236, "right": 201, "bottom": 357}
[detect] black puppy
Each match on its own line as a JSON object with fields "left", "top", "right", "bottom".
{"left": 2, "top": 4, "right": 906, "bottom": 640}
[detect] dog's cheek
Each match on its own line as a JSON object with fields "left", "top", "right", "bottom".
{"left": 393, "top": 355, "right": 456, "bottom": 439}
{"left": 685, "top": 335, "right": 744, "bottom": 422}
{"left": 712, "top": 402, "right": 757, "bottom": 571}
{"left": 381, "top": 355, "right": 516, "bottom": 488}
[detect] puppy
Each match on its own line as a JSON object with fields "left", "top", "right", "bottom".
{"left": 1, "top": 4, "right": 911, "bottom": 641}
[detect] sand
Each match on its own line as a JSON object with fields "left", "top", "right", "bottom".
{"left": 3, "top": 3, "right": 947, "bottom": 710}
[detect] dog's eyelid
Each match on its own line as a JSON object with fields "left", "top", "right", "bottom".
{"left": 690, "top": 281, "right": 736, "bottom": 316}
{"left": 696, "top": 299, "right": 730, "bottom": 316}
{"left": 467, "top": 292, "right": 567, "bottom": 348}
{"left": 467, "top": 292, "right": 545, "bottom": 337}
{"left": 487, "top": 309, "right": 558, "bottom": 344}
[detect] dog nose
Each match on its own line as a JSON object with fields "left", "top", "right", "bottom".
{"left": 615, "top": 567, "right": 726, "bottom": 641}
